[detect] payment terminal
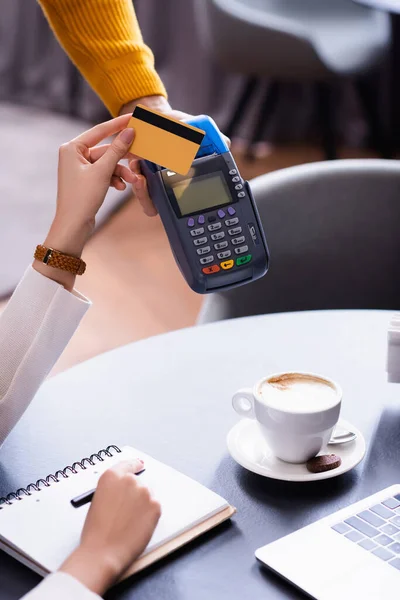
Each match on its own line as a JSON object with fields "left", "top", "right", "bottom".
{"left": 140, "top": 116, "right": 269, "bottom": 294}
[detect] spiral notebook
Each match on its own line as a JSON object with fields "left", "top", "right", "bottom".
{"left": 0, "top": 445, "right": 235, "bottom": 581}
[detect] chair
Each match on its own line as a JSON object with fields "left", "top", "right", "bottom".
{"left": 195, "top": 0, "right": 392, "bottom": 159}
{"left": 197, "top": 159, "right": 400, "bottom": 324}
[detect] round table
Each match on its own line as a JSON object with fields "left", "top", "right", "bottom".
{"left": 1, "top": 310, "right": 399, "bottom": 600}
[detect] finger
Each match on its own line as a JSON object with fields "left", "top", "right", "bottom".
{"left": 97, "top": 128, "right": 135, "bottom": 176}
{"left": 111, "top": 175, "right": 126, "bottom": 191}
{"left": 89, "top": 144, "right": 110, "bottom": 162}
{"left": 223, "top": 134, "right": 231, "bottom": 148}
{"left": 110, "top": 459, "right": 145, "bottom": 476}
{"left": 72, "top": 114, "right": 132, "bottom": 148}
{"left": 129, "top": 164, "right": 158, "bottom": 217}
{"left": 129, "top": 158, "right": 142, "bottom": 176}
{"left": 89, "top": 144, "right": 132, "bottom": 163}
{"left": 114, "top": 163, "right": 137, "bottom": 184}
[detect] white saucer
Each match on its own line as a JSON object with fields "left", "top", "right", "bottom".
{"left": 227, "top": 418, "right": 366, "bottom": 482}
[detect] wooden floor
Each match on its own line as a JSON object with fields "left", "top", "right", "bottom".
{"left": 0, "top": 142, "right": 378, "bottom": 375}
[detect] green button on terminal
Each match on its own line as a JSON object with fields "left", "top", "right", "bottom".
{"left": 236, "top": 254, "right": 252, "bottom": 266}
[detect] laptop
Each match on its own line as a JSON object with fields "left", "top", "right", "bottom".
{"left": 256, "top": 485, "right": 400, "bottom": 599}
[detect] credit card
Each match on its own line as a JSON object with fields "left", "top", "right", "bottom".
{"left": 128, "top": 105, "right": 205, "bottom": 175}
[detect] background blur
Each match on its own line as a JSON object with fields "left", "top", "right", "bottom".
{"left": 0, "top": 0, "right": 398, "bottom": 372}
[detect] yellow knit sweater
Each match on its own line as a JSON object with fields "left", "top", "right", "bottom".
{"left": 38, "top": 0, "right": 167, "bottom": 116}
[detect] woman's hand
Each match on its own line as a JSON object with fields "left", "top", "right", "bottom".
{"left": 60, "top": 460, "right": 161, "bottom": 595}
{"left": 33, "top": 114, "right": 136, "bottom": 290}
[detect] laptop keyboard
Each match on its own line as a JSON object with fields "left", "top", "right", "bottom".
{"left": 332, "top": 493, "right": 400, "bottom": 571}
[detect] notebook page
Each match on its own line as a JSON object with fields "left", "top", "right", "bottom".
{"left": 0, "top": 446, "right": 228, "bottom": 573}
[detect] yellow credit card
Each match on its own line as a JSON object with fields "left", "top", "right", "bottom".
{"left": 128, "top": 105, "right": 205, "bottom": 176}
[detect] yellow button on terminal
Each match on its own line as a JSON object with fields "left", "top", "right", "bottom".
{"left": 220, "top": 259, "right": 234, "bottom": 270}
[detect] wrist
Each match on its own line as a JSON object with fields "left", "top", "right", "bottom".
{"left": 32, "top": 216, "right": 91, "bottom": 291}
{"left": 44, "top": 216, "right": 94, "bottom": 259}
{"left": 120, "top": 95, "right": 171, "bottom": 116}
{"left": 60, "top": 545, "right": 120, "bottom": 596}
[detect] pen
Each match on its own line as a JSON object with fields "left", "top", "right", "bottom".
{"left": 71, "top": 468, "right": 145, "bottom": 508}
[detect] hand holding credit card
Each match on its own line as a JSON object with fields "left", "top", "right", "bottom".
{"left": 128, "top": 105, "right": 205, "bottom": 175}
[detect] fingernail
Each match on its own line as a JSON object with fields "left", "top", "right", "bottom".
{"left": 137, "top": 458, "right": 144, "bottom": 464}
{"left": 120, "top": 128, "right": 134, "bottom": 143}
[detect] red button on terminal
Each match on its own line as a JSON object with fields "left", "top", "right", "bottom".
{"left": 202, "top": 265, "right": 220, "bottom": 275}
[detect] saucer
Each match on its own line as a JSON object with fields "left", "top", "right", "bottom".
{"left": 227, "top": 418, "right": 366, "bottom": 482}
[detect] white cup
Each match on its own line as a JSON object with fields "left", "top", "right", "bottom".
{"left": 232, "top": 372, "right": 342, "bottom": 463}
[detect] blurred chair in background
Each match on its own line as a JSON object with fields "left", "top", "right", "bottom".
{"left": 196, "top": 0, "right": 392, "bottom": 160}
{"left": 198, "top": 159, "right": 400, "bottom": 324}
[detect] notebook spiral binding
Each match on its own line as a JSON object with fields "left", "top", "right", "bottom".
{"left": 0, "top": 445, "right": 121, "bottom": 509}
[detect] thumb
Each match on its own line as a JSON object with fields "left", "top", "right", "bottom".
{"left": 110, "top": 459, "right": 145, "bottom": 477}
{"left": 97, "top": 128, "right": 134, "bottom": 175}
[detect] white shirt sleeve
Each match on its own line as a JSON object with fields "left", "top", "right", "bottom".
{"left": 21, "top": 572, "right": 101, "bottom": 600}
{"left": 387, "top": 313, "right": 400, "bottom": 383}
{"left": 0, "top": 266, "right": 90, "bottom": 445}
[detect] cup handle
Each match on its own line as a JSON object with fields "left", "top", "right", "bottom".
{"left": 232, "top": 388, "right": 256, "bottom": 419}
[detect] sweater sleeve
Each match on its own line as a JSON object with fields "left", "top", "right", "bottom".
{"left": 0, "top": 266, "right": 90, "bottom": 446}
{"left": 21, "top": 572, "right": 101, "bottom": 600}
{"left": 37, "top": 0, "right": 167, "bottom": 116}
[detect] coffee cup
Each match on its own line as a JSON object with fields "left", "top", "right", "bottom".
{"left": 232, "top": 372, "right": 342, "bottom": 463}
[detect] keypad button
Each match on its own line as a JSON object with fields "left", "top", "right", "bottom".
{"left": 193, "top": 237, "right": 208, "bottom": 246}
{"left": 208, "top": 215, "right": 217, "bottom": 223}
{"left": 375, "top": 534, "right": 394, "bottom": 546}
{"left": 237, "top": 191, "right": 245, "bottom": 198}
{"left": 228, "top": 169, "right": 237, "bottom": 175}
{"left": 228, "top": 227, "right": 242, "bottom": 236}
{"left": 220, "top": 259, "right": 234, "bottom": 270}
{"left": 190, "top": 227, "right": 205, "bottom": 237}
{"left": 231, "top": 236, "right": 246, "bottom": 245}
{"left": 234, "top": 245, "right": 249, "bottom": 255}
{"left": 344, "top": 517, "right": 378, "bottom": 538}
{"left": 358, "top": 511, "right": 386, "bottom": 528}
{"left": 381, "top": 524, "right": 400, "bottom": 536}
{"left": 198, "top": 215, "right": 205, "bottom": 224}
{"left": 358, "top": 539, "right": 378, "bottom": 551}
{"left": 211, "top": 232, "right": 225, "bottom": 241}
{"left": 372, "top": 547, "right": 394, "bottom": 561}
{"left": 202, "top": 264, "right": 220, "bottom": 274}
{"left": 345, "top": 531, "right": 364, "bottom": 543}
{"left": 228, "top": 206, "right": 236, "bottom": 216}
{"left": 208, "top": 222, "right": 222, "bottom": 232}
{"left": 235, "top": 184, "right": 243, "bottom": 190}
{"left": 217, "top": 250, "right": 231, "bottom": 260}
{"left": 214, "top": 241, "right": 228, "bottom": 250}
{"left": 384, "top": 498, "right": 400, "bottom": 509}
{"left": 197, "top": 246, "right": 211, "bottom": 256}
{"left": 187, "top": 217, "right": 195, "bottom": 227}
{"left": 199, "top": 255, "right": 214, "bottom": 264}
{"left": 232, "top": 176, "right": 240, "bottom": 183}
{"left": 236, "top": 254, "right": 252, "bottom": 266}
{"left": 217, "top": 209, "right": 226, "bottom": 218}
{"left": 225, "top": 217, "right": 239, "bottom": 227}
{"left": 370, "top": 505, "right": 395, "bottom": 519}
{"left": 332, "top": 523, "right": 351, "bottom": 534}
{"left": 390, "top": 557, "right": 400, "bottom": 570}
{"left": 388, "top": 542, "right": 400, "bottom": 554}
